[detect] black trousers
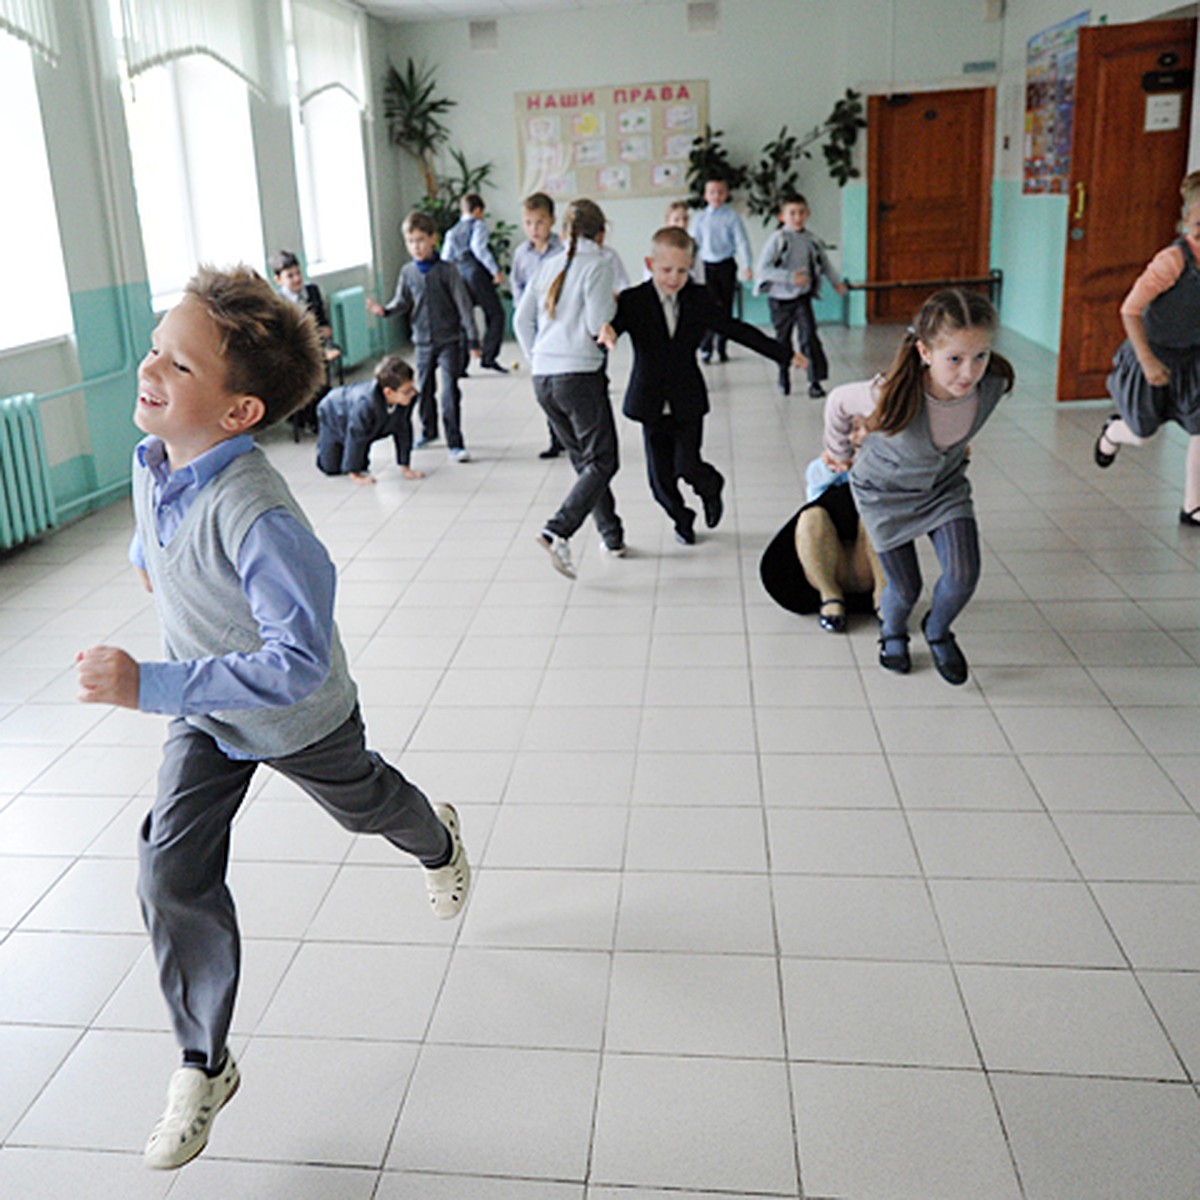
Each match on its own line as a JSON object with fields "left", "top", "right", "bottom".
{"left": 416, "top": 340, "right": 465, "bottom": 448}
{"left": 700, "top": 258, "right": 737, "bottom": 356}
{"left": 642, "top": 413, "right": 724, "bottom": 530}
{"left": 459, "top": 259, "right": 505, "bottom": 366}
{"left": 769, "top": 294, "right": 828, "bottom": 385}
{"left": 534, "top": 369, "right": 623, "bottom": 546}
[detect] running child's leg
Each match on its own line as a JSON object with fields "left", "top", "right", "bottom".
{"left": 925, "top": 517, "right": 981, "bottom": 640}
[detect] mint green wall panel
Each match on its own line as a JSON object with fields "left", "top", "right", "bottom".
{"left": 990, "top": 179, "right": 1067, "bottom": 353}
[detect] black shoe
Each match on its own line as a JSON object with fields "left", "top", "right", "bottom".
{"left": 674, "top": 511, "right": 696, "bottom": 545}
{"left": 700, "top": 351, "right": 712, "bottom": 365}
{"left": 1181, "top": 507, "right": 1200, "bottom": 527}
{"left": 808, "top": 382, "right": 827, "bottom": 399}
{"left": 1094, "top": 416, "right": 1119, "bottom": 468}
{"left": 878, "top": 634, "right": 911, "bottom": 674}
{"left": 482, "top": 361, "right": 508, "bottom": 374}
{"left": 718, "top": 350, "right": 729, "bottom": 363}
{"left": 702, "top": 485, "right": 724, "bottom": 530}
{"left": 538, "top": 445, "right": 563, "bottom": 459}
{"left": 818, "top": 599, "right": 846, "bottom": 634}
{"left": 778, "top": 374, "right": 791, "bottom": 397}
{"left": 921, "top": 614, "right": 968, "bottom": 685}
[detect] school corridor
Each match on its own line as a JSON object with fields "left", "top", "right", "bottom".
{"left": 2, "top": 327, "right": 1200, "bottom": 1198}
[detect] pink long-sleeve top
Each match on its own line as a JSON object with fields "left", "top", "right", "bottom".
{"left": 1120, "top": 232, "right": 1200, "bottom": 317}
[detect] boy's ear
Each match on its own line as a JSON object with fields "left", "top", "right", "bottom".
{"left": 221, "top": 394, "right": 266, "bottom": 433}
{"left": 644, "top": 255, "right": 655, "bottom": 272}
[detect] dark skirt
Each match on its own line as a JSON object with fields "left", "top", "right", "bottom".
{"left": 1107, "top": 340, "right": 1200, "bottom": 437}
{"left": 759, "top": 483, "right": 877, "bottom": 616}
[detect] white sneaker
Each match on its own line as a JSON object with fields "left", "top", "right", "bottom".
{"left": 143, "top": 1056, "right": 239, "bottom": 1170}
{"left": 424, "top": 803, "right": 471, "bottom": 919}
{"left": 449, "top": 447, "right": 471, "bottom": 463}
{"left": 537, "top": 531, "right": 576, "bottom": 579}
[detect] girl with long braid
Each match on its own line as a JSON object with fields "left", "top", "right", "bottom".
{"left": 849, "top": 289, "right": 1014, "bottom": 685}
{"left": 515, "top": 198, "right": 625, "bottom": 579}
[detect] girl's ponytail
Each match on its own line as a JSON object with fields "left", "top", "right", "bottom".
{"left": 870, "top": 329, "right": 926, "bottom": 435}
{"left": 543, "top": 198, "right": 606, "bottom": 320}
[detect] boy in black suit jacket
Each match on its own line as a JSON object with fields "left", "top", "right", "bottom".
{"left": 599, "top": 226, "right": 805, "bottom": 543}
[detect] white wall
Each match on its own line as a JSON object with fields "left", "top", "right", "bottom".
{"left": 381, "top": 0, "right": 1006, "bottom": 278}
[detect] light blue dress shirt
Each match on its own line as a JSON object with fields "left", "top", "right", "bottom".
{"left": 441, "top": 214, "right": 500, "bottom": 276}
{"left": 511, "top": 234, "right": 564, "bottom": 306}
{"left": 690, "top": 203, "right": 752, "bottom": 268}
{"left": 129, "top": 435, "right": 336, "bottom": 755}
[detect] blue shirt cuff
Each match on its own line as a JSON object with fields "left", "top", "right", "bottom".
{"left": 138, "top": 659, "right": 189, "bottom": 714}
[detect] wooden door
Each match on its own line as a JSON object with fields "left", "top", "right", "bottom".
{"left": 867, "top": 88, "right": 994, "bottom": 323}
{"left": 1057, "top": 19, "right": 1195, "bottom": 401}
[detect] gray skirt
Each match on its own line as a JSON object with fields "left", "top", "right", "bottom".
{"left": 1107, "top": 340, "right": 1200, "bottom": 437}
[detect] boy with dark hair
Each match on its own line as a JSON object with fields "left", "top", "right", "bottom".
{"left": 369, "top": 212, "right": 478, "bottom": 462}
{"left": 316, "top": 354, "right": 424, "bottom": 482}
{"left": 599, "top": 227, "right": 805, "bottom": 544}
{"left": 75, "top": 264, "right": 470, "bottom": 1172}
{"left": 269, "top": 249, "right": 339, "bottom": 433}
{"left": 441, "top": 192, "right": 508, "bottom": 372}
{"left": 755, "top": 193, "right": 847, "bottom": 397}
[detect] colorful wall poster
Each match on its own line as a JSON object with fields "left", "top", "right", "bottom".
{"left": 515, "top": 79, "right": 708, "bottom": 200}
{"left": 1024, "top": 11, "right": 1088, "bottom": 194}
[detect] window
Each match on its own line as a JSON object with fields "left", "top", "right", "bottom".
{"left": 286, "top": 0, "right": 371, "bottom": 273}
{"left": 0, "top": 31, "right": 73, "bottom": 351}
{"left": 120, "top": 53, "right": 264, "bottom": 309}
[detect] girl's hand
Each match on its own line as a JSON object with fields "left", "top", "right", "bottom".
{"left": 1140, "top": 356, "right": 1170, "bottom": 387}
{"left": 822, "top": 449, "right": 852, "bottom": 473}
{"left": 791, "top": 351, "right": 809, "bottom": 369}
{"left": 76, "top": 646, "right": 139, "bottom": 709}
{"left": 596, "top": 323, "right": 617, "bottom": 351}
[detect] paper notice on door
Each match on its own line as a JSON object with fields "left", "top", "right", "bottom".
{"left": 1145, "top": 93, "right": 1183, "bottom": 132}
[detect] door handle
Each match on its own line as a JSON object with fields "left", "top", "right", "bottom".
{"left": 1073, "top": 182, "right": 1086, "bottom": 221}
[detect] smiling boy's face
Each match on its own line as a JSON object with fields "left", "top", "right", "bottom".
{"left": 523, "top": 209, "right": 553, "bottom": 247}
{"left": 276, "top": 264, "right": 304, "bottom": 293}
{"left": 136, "top": 296, "right": 260, "bottom": 468}
{"left": 780, "top": 202, "right": 809, "bottom": 231}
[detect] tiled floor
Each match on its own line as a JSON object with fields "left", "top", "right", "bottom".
{"left": 2, "top": 324, "right": 1200, "bottom": 1199}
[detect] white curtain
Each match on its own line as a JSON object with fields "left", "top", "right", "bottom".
{"left": 0, "top": 0, "right": 60, "bottom": 64}
{"left": 293, "top": 0, "right": 366, "bottom": 111}
{"left": 118, "top": 0, "right": 268, "bottom": 98}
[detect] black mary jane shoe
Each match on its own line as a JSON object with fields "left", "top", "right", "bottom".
{"left": 818, "top": 599, "right": 847, "bottom": 634}
{"left": 1094, "top": 416, "right": 1120, "bottom": 469}
{"left": 1180, "top": 507, "right": 1200, "bottom": 528}
{"left": 921, "top": 614, "right": 968, "bottom": 686}
{"left": 878, "top": 634, "right": 911, "bottom": 674}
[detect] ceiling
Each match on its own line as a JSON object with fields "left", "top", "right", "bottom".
{"left": 359, "top": 0, "right": 677, "bottom": 23}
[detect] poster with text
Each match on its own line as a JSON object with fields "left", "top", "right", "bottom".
{"left": 515, "top": 79, "right": 708, "bottom": 201}
{"left": 1023, "top": 10, "right": 1088, "bottom": 194}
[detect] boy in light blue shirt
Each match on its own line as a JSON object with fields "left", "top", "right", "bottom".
{"left": 442, "top": 191, "right": 508, "bottom": 372}
{"left": 511, "top": 191, "right": 565, "bottom": 458}
{"left": 690, "top": 177, "right": 752, "bottom": 362}
{"left": 75, "top": 265, "right": 470, "bottom": 1172}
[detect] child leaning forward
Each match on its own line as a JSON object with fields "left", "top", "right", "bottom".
{"left": 75, "top": 265, "right": 470, "bottom": 1172}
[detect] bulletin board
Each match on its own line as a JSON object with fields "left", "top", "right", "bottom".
{"left": 514, "top": 79, "right": 708, "bottom": 201}
{"left": 1023, "top": 11, "right": 1088, "bottom": 194}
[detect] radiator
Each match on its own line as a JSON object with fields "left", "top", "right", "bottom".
{"left": 0, "top": 393, "right": 57, "bottom": 552}
{"left": 329, "top": 286, "right": 371, "bottom": 369}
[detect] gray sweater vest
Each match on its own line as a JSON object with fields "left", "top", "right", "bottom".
{"left": 133, "top": 446, "right": 357, "bottom": 758}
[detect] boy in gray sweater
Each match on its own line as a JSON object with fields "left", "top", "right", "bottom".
{"left": 369, "top": 211, "right": 479, "bottom": 461}
{"left": 75, "top": 265, "right": 470, "bottom": 1171}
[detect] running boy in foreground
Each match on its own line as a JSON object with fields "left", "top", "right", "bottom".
{"left": 75, "top": 265, "right": 470, "bottom": 1170}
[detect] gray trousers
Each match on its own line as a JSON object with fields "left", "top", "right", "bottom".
{"left": 137, "top": 707, "right": 449, "bottom": 1070}
{"left": 534, "top": 369, "right": 624, "bottom": 546}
